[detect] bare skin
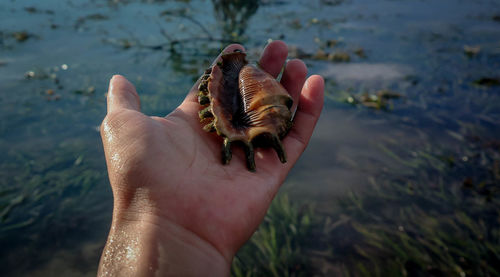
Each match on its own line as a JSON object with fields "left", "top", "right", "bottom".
{"left": 98, "top": 41, "right": 324, "bottom": 276}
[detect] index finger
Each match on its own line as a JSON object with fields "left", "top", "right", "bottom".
{"left": 258, "top": 40, "right": 288, "bottom": 78}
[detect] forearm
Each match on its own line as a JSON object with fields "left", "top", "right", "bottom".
{"left": 98, "top": 209, "right": 231, "bottom": 277}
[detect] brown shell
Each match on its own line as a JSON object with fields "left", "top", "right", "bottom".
{"left": 197, "top": 50, "right": 293, "bottom": 171}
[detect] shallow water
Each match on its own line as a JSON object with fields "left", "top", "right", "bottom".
{"left": 1, "top": 0, "right": 499, "bottom": 275}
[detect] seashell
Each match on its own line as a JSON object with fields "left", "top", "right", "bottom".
{"left": 197, "top": 49, "right": 293, "bottom": 171}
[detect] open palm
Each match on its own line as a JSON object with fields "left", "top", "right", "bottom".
{"left": 100, "top": 41, "right": 324, "bottom": 269}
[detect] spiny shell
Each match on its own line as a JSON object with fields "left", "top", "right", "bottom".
{"left": 197, "top": 50, "right": 293, "bottom": 171}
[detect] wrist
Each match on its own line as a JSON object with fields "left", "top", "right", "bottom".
{"left": 98, "top": 208, "right": 231, "bottom": 277}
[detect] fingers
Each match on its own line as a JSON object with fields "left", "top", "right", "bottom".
{"left": 280, "top": 59, "right": 307, "bottom": 113}
{"left": 258, "top": 40, "right": 288, "bottom": 78}
{"left": 283, "top": 75, "right": 324, "bottom": 164}
{"left": 107, "top": 75, "right": 141, "bottom": 114}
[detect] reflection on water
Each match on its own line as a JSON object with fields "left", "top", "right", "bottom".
{"left": 212, "top": 0, "right": 259, "bottom": 41}
{"left": 1, "top": 0, "right": 499, "bottom": 276}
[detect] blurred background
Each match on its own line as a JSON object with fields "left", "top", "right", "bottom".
{"left": 1, "top": 0, "right": 499, "bottom": 276}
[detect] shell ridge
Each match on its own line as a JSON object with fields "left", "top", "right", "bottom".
{"left": 238, "top": 65, "right": 265, "bottom": 112}
{"left": 240, "top": 82, "right": 260, "bottom": 112}
{"left": 201, "top": 50, "right": 293, "bottom": 171}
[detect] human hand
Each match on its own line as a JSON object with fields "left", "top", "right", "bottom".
{"left": 98, "top": 41, "right": 324, "bottom": 276}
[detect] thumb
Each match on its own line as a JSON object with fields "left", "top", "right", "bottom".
{"left": 106, "top": 75, "right": 141, "bottom": 114}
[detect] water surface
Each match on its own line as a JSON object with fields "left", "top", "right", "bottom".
{"left": 1, "top": 0, "right": 499, "bottom": 275}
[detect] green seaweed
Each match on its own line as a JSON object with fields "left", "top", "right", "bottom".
{"left": 231, "top": 195, "right": 316, "bottom": 277}
{"left": 322, "top": 135, "right": 500, "bottom": 276}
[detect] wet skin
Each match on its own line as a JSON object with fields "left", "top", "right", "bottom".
{"left": 98, "top": 41, "right": 324, "bottom": 276}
